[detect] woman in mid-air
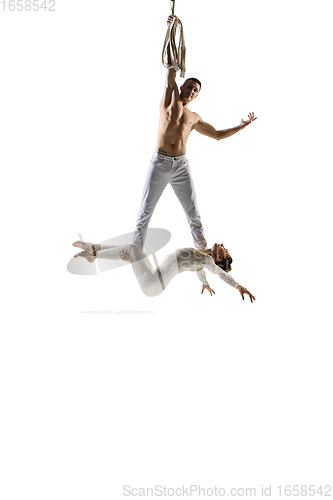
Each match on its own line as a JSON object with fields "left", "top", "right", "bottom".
{"left": 72, "top": 241, "right": 255, "bottom": 302}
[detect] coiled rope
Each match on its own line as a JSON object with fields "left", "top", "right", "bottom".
{"left": 162, "top": 1, "right": 186, "bottom": 78}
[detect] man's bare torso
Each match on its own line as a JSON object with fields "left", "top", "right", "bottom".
{"left": 156, "top": 84, "right": 200, "bottom": 156}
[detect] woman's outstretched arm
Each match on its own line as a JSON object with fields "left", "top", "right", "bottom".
{"left": 204, "top": 260, "right": 256, "bottom": 302}
{"left": 236, "top": 286, "right": 256, "bottom": 302}
{"left": 196, "top": 269, "right": 215, "bottom": 296}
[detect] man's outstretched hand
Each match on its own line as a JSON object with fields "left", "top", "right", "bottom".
{"left": 240, "top": 112, "right": 257, "bottom": 128}
{"left": 237, "top": 286, "right": 256, "bottom": 303}
{"left": 201, "top": 284, "right": 216, "bottom": 296}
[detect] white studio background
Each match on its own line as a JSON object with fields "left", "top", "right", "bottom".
{"left": 1, "top": 1, "right": 332, "bottom": 499}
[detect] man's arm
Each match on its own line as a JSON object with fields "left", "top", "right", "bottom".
{"left": 194, "top": 112, "right": 257, "bottom": 141}
{"left": 160, "top": 16, "right": 180, "bottom": 108}
{"left": 160, "top": 67, "right": 178, "bottom": 108}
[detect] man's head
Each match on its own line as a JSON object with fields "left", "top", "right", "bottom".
{"left": 180, "top": 78, "right": 201, "bottom": 104}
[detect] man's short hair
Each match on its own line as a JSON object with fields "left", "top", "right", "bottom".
{"left": 184, "top": 77, "right": 202, "bottom": 90}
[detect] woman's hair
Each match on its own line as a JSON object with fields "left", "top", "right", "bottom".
{"left": 215, "top": 255, "right": 233, "bottom": 273}
{"left": 211, "top": 243, "right": 233, "bottom": 272}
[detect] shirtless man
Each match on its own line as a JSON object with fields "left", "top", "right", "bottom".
{"left": 132, "top": 15, "right": 256, "bottom": 252}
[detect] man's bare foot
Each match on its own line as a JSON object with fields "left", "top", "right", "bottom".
{"left": 74, "top": 250, "right": 97, "bottom": 263}
{"left": 120, "top": 250, "right": 130, "bottom": 261}
{"left": 72, "top": 241, "right": 101, "bottom": 255}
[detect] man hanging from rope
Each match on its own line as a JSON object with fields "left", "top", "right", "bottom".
{"left": 133, "top": 14, "right": 257, "bottom": 252}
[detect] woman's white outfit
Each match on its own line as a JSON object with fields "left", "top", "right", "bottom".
{"left": 97, "top": 244, "right": 240, "bottom": 297}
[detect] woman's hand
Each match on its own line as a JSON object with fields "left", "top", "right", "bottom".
{"left": 201, "top": 285, "right": 215, "bottom": 296}
{"left": 237, "top": 286, "right": 256, "bottom": 303}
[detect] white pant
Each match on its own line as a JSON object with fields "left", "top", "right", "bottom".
{"left": 97, "top": 244, "right": 177, "bottom": 297}
{"left": 133, "top": 151, "right": 207, "bottom": 251}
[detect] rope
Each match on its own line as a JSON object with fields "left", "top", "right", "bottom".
{"left": 162, "top": 5, "right": 186, "bottom": 78}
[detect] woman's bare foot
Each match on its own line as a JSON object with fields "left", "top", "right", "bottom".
{"left": 72, "top": 241, "right": 101, "bottom": 255}
{"left": 74, "top": 250, "right": 97, "bottom": 263}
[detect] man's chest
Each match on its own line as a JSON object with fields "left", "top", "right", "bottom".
{"left": 164, "top": 106, "right": 197, "bottom": 130}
